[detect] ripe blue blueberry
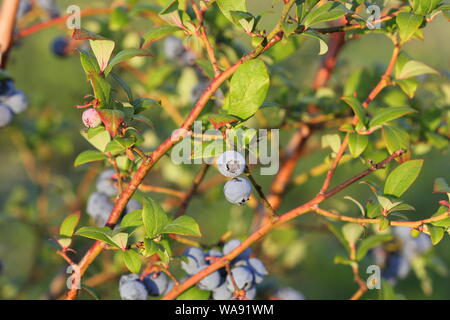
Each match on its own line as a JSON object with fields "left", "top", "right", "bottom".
{"left": 37, "top": 0, "right": 60, "bottom": 18}
{"left": 96, "top": 169, "right": 118, "bottom": 196}
{"left": 143, "top": 272, "right": 169, "bottom": 296}
{"left": 82, "top": 108, "right": 101, "bottom": 128}
{"left": 246, "top": 258, "right": 268, "bottom": 284}
{"left": 212, "top": 282, "right": 233, "bottom": 300}
{"left": 196, "top": 265, "right": 222, "bottom": 291}
{"left": 0, "top": 103, "right": 13, "bottom": 128}
{"left": 17, "top": 0, "right": 32, "bottom": 19}
{"left": 226, "top": 266, "right": 254, "bottom": 291}
{"left": 217, "top": 151, "right": 246, "bottom": 178}
{"left": 223, "top": 178, "right": 252, "bottom": 205}
{"left": 163, "top": 280, "right": 175, "bottom": 295}
{"left": 0, "top": 79, "right": 14, "bottom": 97}
{"left": 205, "top": 249, "right": 223, "bottom": 264}
{"left": 86, "top": 192, "right": 114, "bottom": 226}
{"left": 119, "top": 274, "right": 147, "bottom": 300}
{"left": 222, "top": 239, "right": 251, "bottom": 261}
{"left": 51, "top": 37, "right": 70, "bottom": 57}
{"left": 274, "top": 287, "right": 305, "bottom": 300}
{"left": 382, "top": 253, "right": 411, "bottom": 283}
{"left": 181, "top": 247, "right": 206, "bottom": 275}
{"left": 4, "top": 90, "right": 28, "bottom": 114}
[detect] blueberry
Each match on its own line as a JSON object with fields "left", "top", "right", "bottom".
{"left": 0, "top": 79, "right": 14, "bottom": 97}
{"left": 37, "top": 0, "right": 60, "bottom": 18}
{"left": 17, "top": 0, "right": 32, "bottom": 19}
{"left": 163, "top": 280, "right": 175, "bottom": 295}
{"left": 163, "top": 36, "right": 185, "bottom": 60}
{"left": 382, "top": 253, "right": 410, "bottom": 283}
{"left": 51, "top": 37, "right": 70, "bottom": 57}
{"left": 223, "top": 178, "right": 252, "bottom": 205}
{"left": 212, "top": 282, "right": 233, "bottom": 300}
{"left": 191, "top": 81, "right": 209, "bottom": 104}
{"left": 82, "top": 108, "right": 101, "bottom": 128}
{"left": 196, "top": 265, "right": 222, "bottom": 291}
{"left": 0, "top": 103, "right": 13, "bottom": 128}
{"left": 222, "top": 239, "right": 251, "bottom": 261}
{"left": 119, "top": 274, "right": 147, "bottom": 300}
{"left": 226, "top": 266, "right": 254, "bottom": 291}
{"left": 4, "top": 90, "right": 28, "bottom": 114}
{"left": 274, "top": 287, "right": 305, "bottom": 300}
{"left": 205, "top": 249, "right": 223, "bottom": 264}
{"left": 217, "top": 151, "right": 246, "bottom": 178}
{"left": 96, "top": 169, "right": 118, "bottom": 196}
{"left": 246, "top": 258, "right": 268, "bottom": 284}
{"left": 181, "top": 247, "right": 206, "bottom": 275}
{"left": 86, "top": 192, "right": 114, "bottom": 226}
{"left": 143, "top": 272, "right": 169, "bottom": 296}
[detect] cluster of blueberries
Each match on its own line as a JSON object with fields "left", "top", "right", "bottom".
{"left": 373, "top": 227, "right": 432, "bottom": 284}
{"left": 0, "top": 78, "right": 28, "bottom": 128}
{"left": 216, "top": 151, "right": 253, "bottom": 205}
{"left": 17, "top": 0, "right": 60, "bottom": 20}
{"left": 180, "top": 239, "right": 268, "bottom": 300}
{"left": 86, "top": 169, "right": 141, "bottom": 226}
{"left": 119, "top": 272, "right": 174, "bottom": 300}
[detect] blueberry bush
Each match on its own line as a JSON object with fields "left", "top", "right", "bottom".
{"left": 0, "top": 0, "right": 449, "bottom": 300}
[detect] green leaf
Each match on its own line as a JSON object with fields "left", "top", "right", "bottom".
{"left": 88, "top": 72, "right": 111, "bottom": 108}
{"left": 159, "top": 0, "right": 184, "bottom": 28}
{"left": 72, "top": 28, "right": 108, "bottom": 41}
{"left": 110, "top": 72, "right": 133, "bottom": 102}
{"left": 342, "top": 223, "right": 364, "bottom": 246}
{"left": 104, "top": 137, "right": 135, "bottom": 155}
{"left": 397, "top": 60, "right": 439, "bottom": 80}
{"left": 104, "top": 48, "right": 152, "bottom": 76}
{"left": 342, "top": 96, "right": 367, "bottom": 127}
{"left": 80, "top": 128, "right": 111, "bottom": 152}
{"left": 216, "top": 0, "right": 247, "bottom": 23}
{"left": 384, "top": 159, "right": 424, "bottom": 197}
{"left": 383, "top": 126, "right": 410, "bottom": 155}
{"left": 348, "top": 133, "right": 369, "bottom": 158}
{"left": 89, "top": 39, "right": 115, "bottom": 73}
{"left": 79, "top": 50, "right": 100, "bottom": 76}
{"left": 334, "top": 255, "right": 353, "bottom": 265}
{"left": 303, "top": 1, "right": 348, "bottom": 28}
{"left": 74, "top": 150, "right": 107, "bottom": 167}
{"left": 132, "top": 97, "right": 160, "bottom": 114}
{"left": 120, "top": 209, "right": 143, "bottom": 228}
{"left": 369, "top": 107, "right": 417, "bottom": 128}
{"left": 395, "top": 78, "right": 419, "bottom": 98}
{"left": 226, "top": 59, "right": 270, "bottom": 120}
{"left": 59, "top": 213, "right": 81, "bottom": 237}
{"left": 321, "top": 134, "right": 341, "bottom": 154}
{"left": 297, "top": 0, "right": 320, "bottom": 23}
{"left": 143, "top": 238, "right": 159, "bottom": 257}
{"left": 301, "top": 30, "right": 328, "bottom": 55}
{"left": 162, "top": 216, "right": 201, "bottom": 237}
{"left": 177, "top": 286, "right": 211, "bottom": 300}
{"left": 344, "top": 196, "right": 366, "bottom": 216}
{"left": 142, "top": 197, "right": 169, "bottom": 238}
{"left": 111, "top": 232, "right": 129, "bottom": 250}
{"left": 75, "top": 226, "right": 118, "bottom": 248}
{"left": 430, "top": 206, "right": 450, "bottom": 227}
{"left": 120, "top": 250, "right": 142, "bottom": 273}
{"left": 356, "top": 234, "right": 393, "bottom": 261}
{"left": 396, "top": 12, "right": 423, "bottom": 43}
{"left": 413, "top": 0, "right": 442, "bottom": 15}
{"left": 143, "top": 26, "right": 181, "bottom": 44}
{"left": 428, "top": 225, "right": 445, "bottom": 245}
{"left": 97, "top": 109, "right": 125, "bottom": 137}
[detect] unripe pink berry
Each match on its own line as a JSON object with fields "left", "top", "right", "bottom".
{"left": 82, "top": 108, "right": 101, "bottom": 128}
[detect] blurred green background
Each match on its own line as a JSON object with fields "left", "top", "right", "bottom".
{"left": 0, "top": 0, "right": 449, "bottom": 300}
